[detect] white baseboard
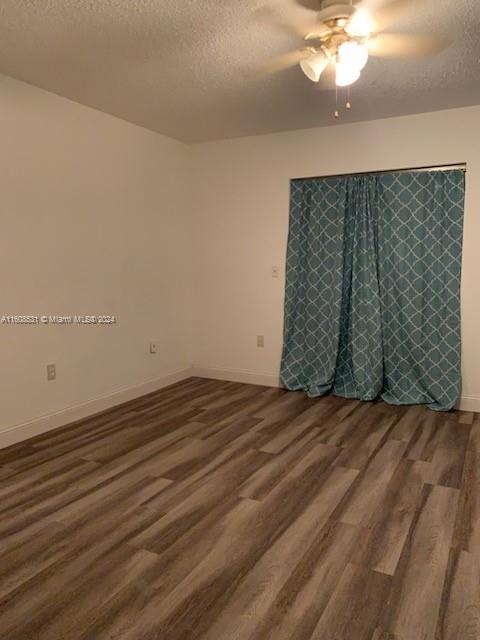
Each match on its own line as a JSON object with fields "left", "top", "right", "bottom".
{"left": 457, "top": 395, "right": 480, "bottom": 413}
{"left": 0, "top": 367, "right": 194, "bottom": 450}
{"left": 3, "top": 365, "right": 477, "bottom": 450}
{"left": 193, "top": 366, "right": 480, "bottom": 414}
{"left": 192, "top": 366, "right": 282, "bottom": 389}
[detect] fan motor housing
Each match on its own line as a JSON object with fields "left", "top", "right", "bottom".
{"left": 319, "top": 2, "right": 357, "bottom": 21}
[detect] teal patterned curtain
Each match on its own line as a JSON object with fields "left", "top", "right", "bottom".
{"left": 281, "top": 170, "right": 465, "bottom": 411}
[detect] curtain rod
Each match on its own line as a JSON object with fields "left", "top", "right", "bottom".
{"left": 292, "top": 163, "right": 467, "bottom": 182}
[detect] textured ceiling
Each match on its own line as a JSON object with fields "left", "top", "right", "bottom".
{"left": 0, "top": 0, "right": 479, "bottom": 142}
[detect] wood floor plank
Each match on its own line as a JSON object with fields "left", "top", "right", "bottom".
{"left": 370, "top": 629, "right": 398, "bottom": 640}
{"left": 334, "top": 414, "right": 397, "bottom": 470}
{"left": 309, "top": 563, "right": 392, "bottom": 640}
{"left": 129, "top": 449, "right": 272, "bottom": 554}
{"left": 51, "top": 475, "right": 173, "bottom": 527}
{"left": 189, "top": 384, "right": 266, "bottom": 423}
{"left": 0, "top": 521, "right": 67, "bottom": 599}
{"left": 249, "top": 391, "right": 316, "bottom": 438}
{"left": 338, "top": 439, "right": 408, "bottom": 527}
{"left": 404, "top": 412, "right": 447, "bottom": 462}
{"left": 424, "top": 420, "right": 470, "bottom": 489}
{"left": 78, "top": 407, "right": 203, "bottom": 465}
{"left": 435, "top": 549, "right": 480, "bottom": 640}
{"left": 18, "top": 548, "right": 160, "bottom": 640}
{"left": 199, "top": 415, "right": 263, "bottom": 449}
{"left": 378, "top": 484, "right": 459, "bottom": 640}
{"left": 73, "top": 496, "right": 263, "bottom": 640}
{"left": 238, "top": 429, "right": 326, "bottom": 501}
{"left": 458, "top": 411, "right": 475, "bottom": 425}
{"left": 453, "top": 418, "right": 480, "bottom": 553}
{"left": 120, "top": 465, "right": 358, "bottom": 640}
{"left": 0, "top": 455, "right": 100, "bottom": 501}
{"left": 257, "top": 397, "right": 344, "bottom": 455}
{"left": 247, "top": 521, "right": 359, "bottom": 640}
{"left": 77, "top": 419, "right": 208, "bottom": 484}
{"left": 315, "top": 401, "right": 383, "bottom": 447}
{"left": 135, "top": 437, "right": 215, "bottom": 481}
{"left": 142, "top": 430, "right": 269, "bottom": 513}
{"left": 259, "top": 418, "right": 318, "bottom": 455}
{"left": 198, "top": 467, "right": 359, "bottom": 640}
{"left": 0, "top": 378, "right": 476, "bottom": 640}
{"left": 389, "top": 404, "right": 427, "bottom": 443}
{"left": 0, "top": 505, "right": 162, "bottom": 638}
{"left": 351, "top": 459, "right": 431, "bottom": 576}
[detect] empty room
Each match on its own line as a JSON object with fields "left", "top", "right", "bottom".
{"left": 1, "top": 1, "right": 479, "bottom": 638}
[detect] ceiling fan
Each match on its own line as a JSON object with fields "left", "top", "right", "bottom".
{"left": 300, "top": 1, "right": 373, "bottom": 87}
{"left": 263, "top": 0, "right": 448, "bottom": 117}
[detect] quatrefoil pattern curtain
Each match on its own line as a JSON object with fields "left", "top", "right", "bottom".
{"left": 280, "top": 169, "right": 465, "bottom": 411}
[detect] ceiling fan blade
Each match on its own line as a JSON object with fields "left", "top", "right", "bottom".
{"left": 252, "top": 4, "right": 320, "bottom": 39}
{"left": 368, "top": 32, "right": 451, "bottom": 57}
{"left": 291, "top": 0, "right": 323, "bottom": 11}
{"left": 255, "top": 49, "right": 310, "bottom": 74}
{"left": 357, "top": 0, "right": 418, "bottom": 31}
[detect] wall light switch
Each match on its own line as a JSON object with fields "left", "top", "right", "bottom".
{"left": 149, "top": 342, "right": 157, "bottom": 354}
{"left": 271, "top": 265, "right": 280, "bottom": 278}
{"left": 257, "top": 335, "right": 265, "bottom": 348}
{"left": 47, "top": 363, "right": 56, "bottom": 381}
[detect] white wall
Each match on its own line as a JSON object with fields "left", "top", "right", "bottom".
{"left": 191, "top": 106, "right": 480, "bottom": 411}
{"left": 0, "top": 74, "right": 194, "bottom": 445}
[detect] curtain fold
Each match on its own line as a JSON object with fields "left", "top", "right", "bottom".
{"left": 281, "top": 169, "right": 465, "bottom": 411}
{"left": 333, "top": 177, "right": 383, "bottom": 401}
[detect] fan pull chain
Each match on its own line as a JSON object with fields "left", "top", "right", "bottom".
{"left": 346, "top": 86, "right": 352, "bottom": 110}
{"left": 335, "top": 88, "right": 353, "bottom": 119}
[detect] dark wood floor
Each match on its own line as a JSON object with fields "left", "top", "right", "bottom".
{"left": 0, "top": 377, "right": 478, "bottom": 640}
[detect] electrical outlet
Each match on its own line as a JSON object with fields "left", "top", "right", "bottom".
{"left": 271, "top": 265, "right": 280, "bottom": 278}
{"left": 47, "top": 363, "right": 56, "bottom": 381}
{"left": 257, "top": 335, "right": 264, "bottom": 348}
{"left": 149, "top": 342, "right": 157, "bottom": 354}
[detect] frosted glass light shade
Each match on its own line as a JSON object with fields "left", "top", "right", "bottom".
{"left": 338, "top": 41, "right": 369, "bottom": 71}
{"left": 335, "top": 61, "right": 361, "bottom": 87}
{"left": 300, "top": 50, "right": 329, "bottom": 82}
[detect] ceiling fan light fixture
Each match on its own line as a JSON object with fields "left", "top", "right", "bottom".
{"left": 299, "top": 48, "right": 329, "bottom": 82}
{"left": 346, "top": 8, "right": 373, "bottom": 38}
{"left": 338, "top": 41, "right": 369, "bottom": 71}
{"left": 335, "top": 60, "right": 361, "bottom": 87}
